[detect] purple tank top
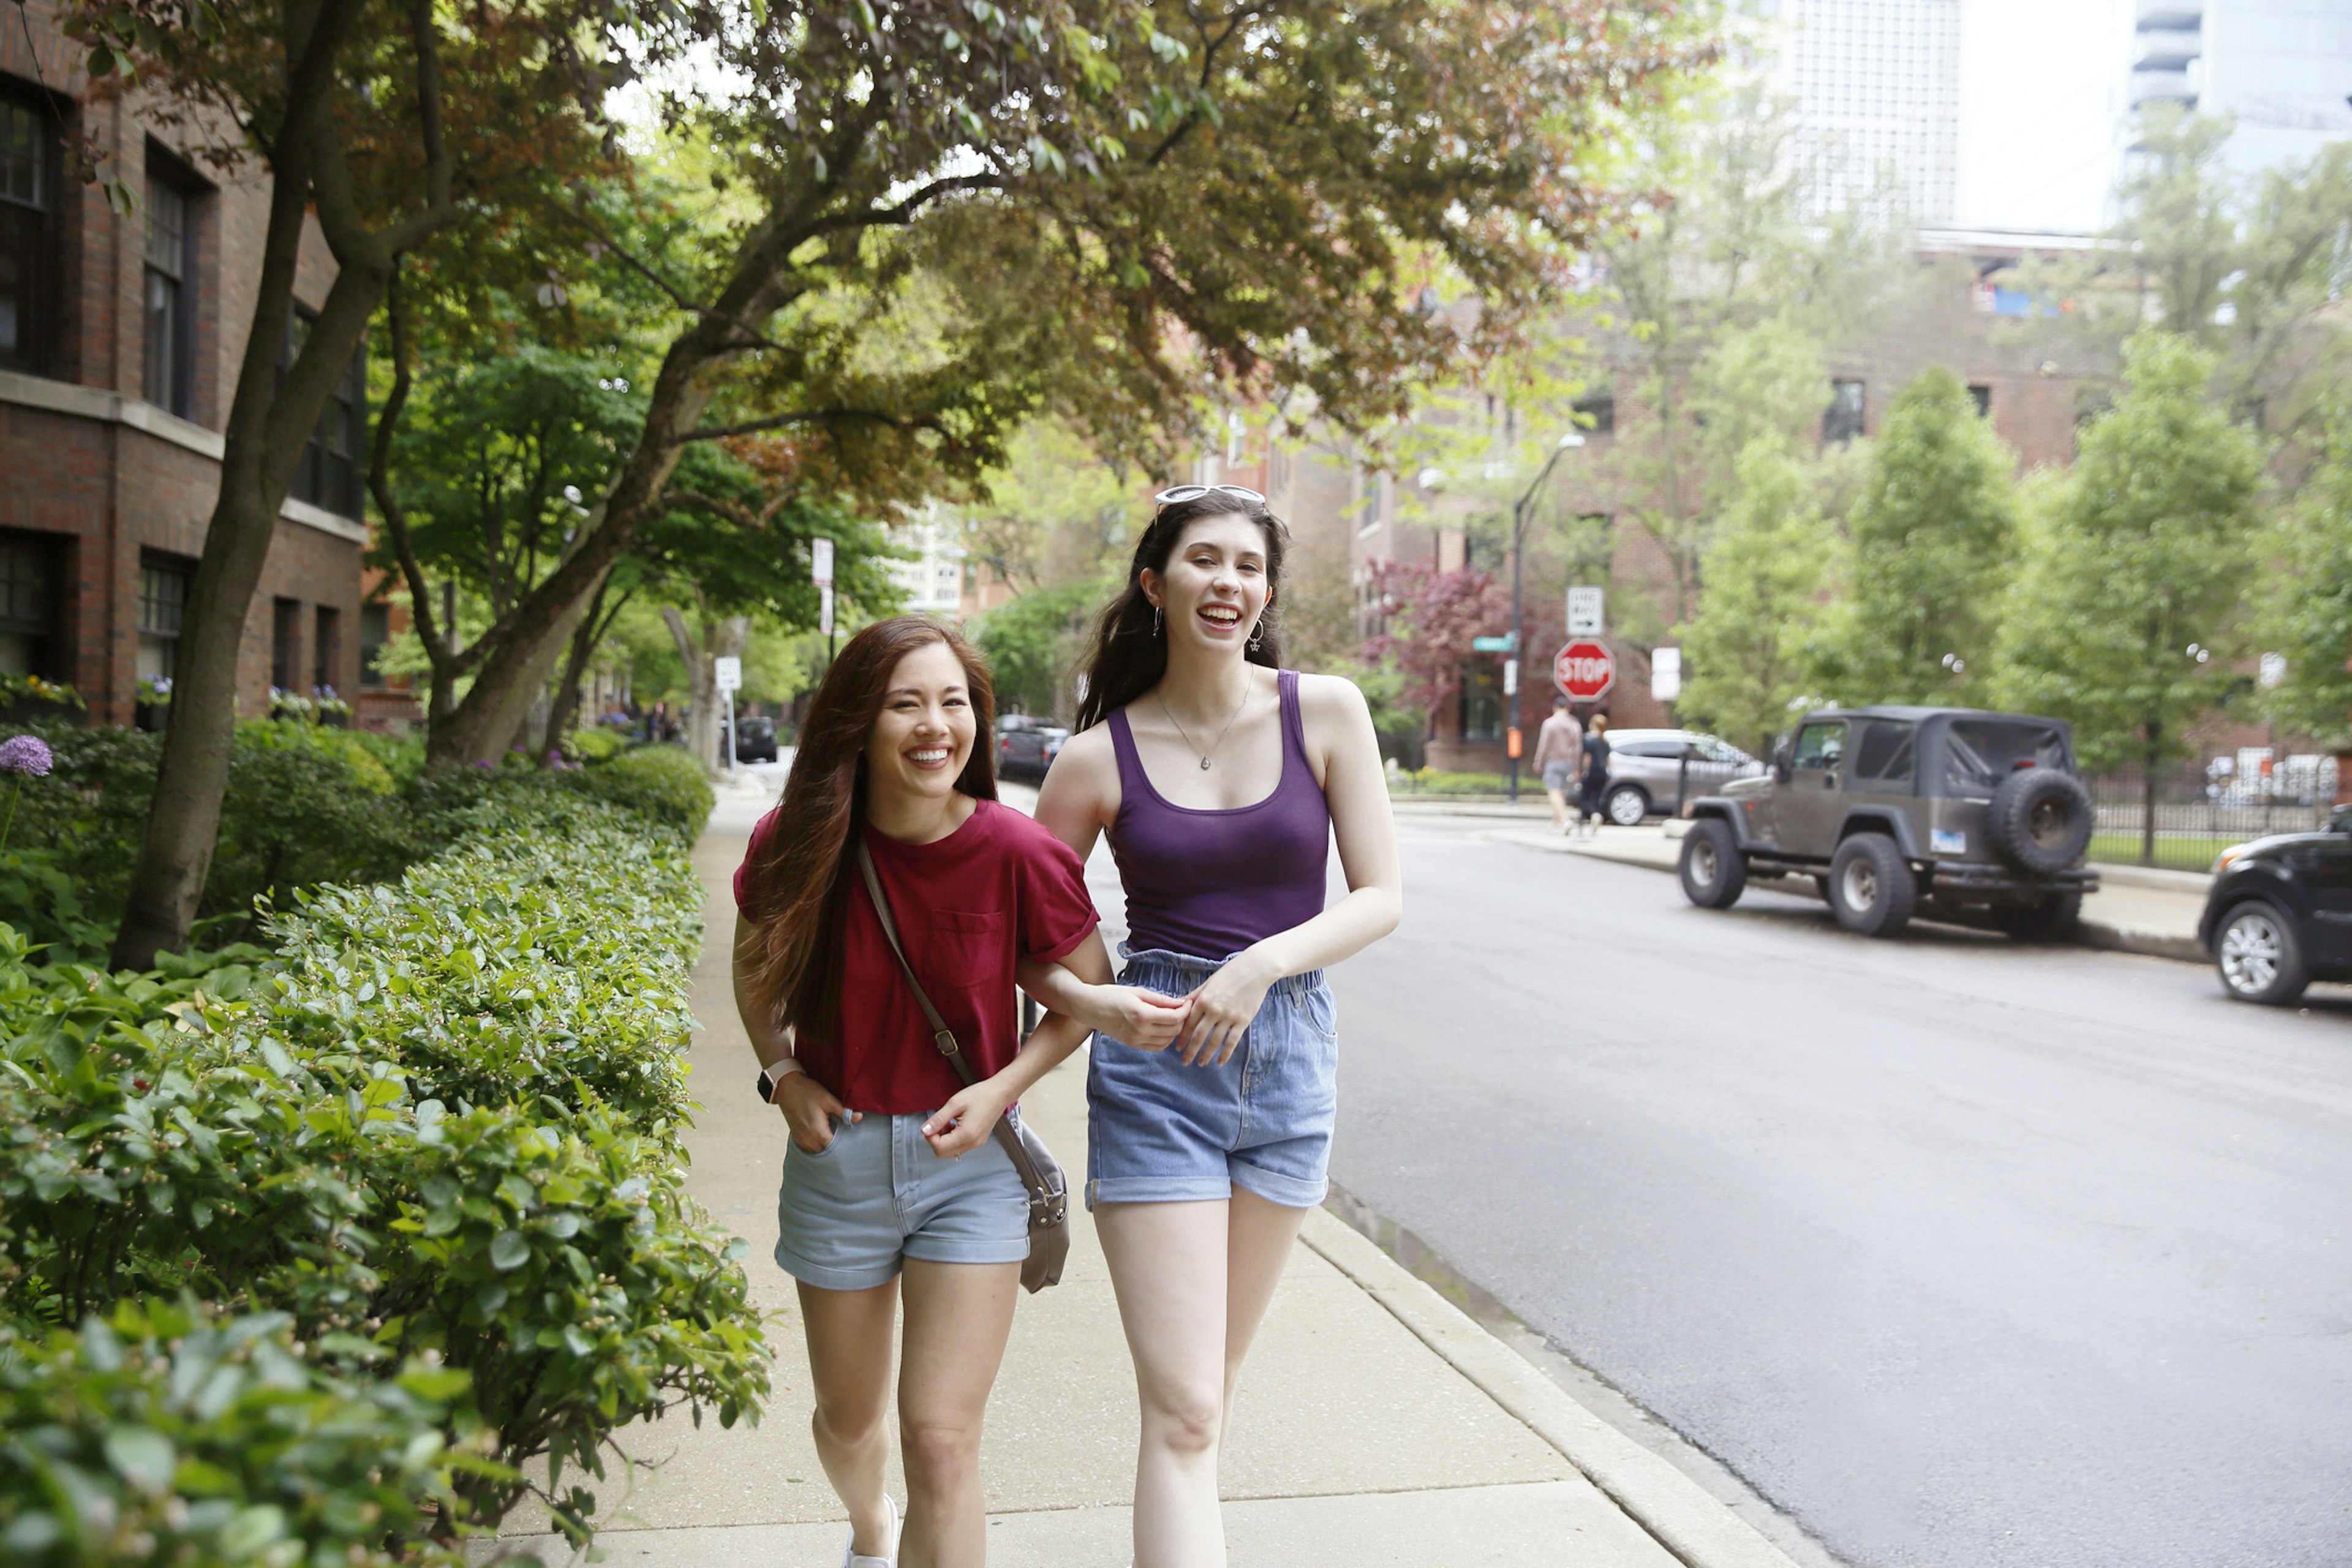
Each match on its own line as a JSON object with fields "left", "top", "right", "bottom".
{"left": 1107, "top": 669, "right": 1332, "bottom": 960}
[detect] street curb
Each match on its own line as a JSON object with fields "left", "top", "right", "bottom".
{"left": 1298, "top": 1208, "right": 1802, "bottom": 1568}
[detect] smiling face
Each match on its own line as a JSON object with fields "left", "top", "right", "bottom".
{"left": 863, "top": 638, "right": 976, "bottom": 805}
{"left": 1142, "top": 513, "right": 1273, "bottom": 655}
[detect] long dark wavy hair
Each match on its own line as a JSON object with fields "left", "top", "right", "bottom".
{"left": 739, "top": 617, "right": 997, "bottom": 1042}
{"left": 1072, "top": 492, "right": 1292, "bottom": 731}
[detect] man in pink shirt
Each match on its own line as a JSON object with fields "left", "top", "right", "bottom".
{"left": 1532, "top": 696, "right": 1584, "bottom": 835}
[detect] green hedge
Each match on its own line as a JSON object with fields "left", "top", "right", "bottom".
{"left": 0, "top": 808, "right": 767, "bottom": 1559}
{"left": 573, "top": 745, "right": 715, "bottom": 840}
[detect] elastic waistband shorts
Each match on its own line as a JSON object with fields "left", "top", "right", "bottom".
{"left": 775, "top": 1108, "right": 1031, "bottom": 1292}
{"left": 1086, "top": 946, "right": 1338, "bottom": 1211}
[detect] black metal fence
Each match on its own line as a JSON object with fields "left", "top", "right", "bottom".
{"left": 2082, "top": 758, "right": 2342, "bottom": 872}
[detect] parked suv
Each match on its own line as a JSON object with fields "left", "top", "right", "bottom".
{"left": 1597, "top": 729, "right": 1762, "bottom": 824}
{"left": 733, "top": 714, "right": 779, "bottom": 764}
{"left": 1677, "top": 706, "right": 2101, "bottom": 940}
{"left": 996, "top": 714, "right": 1069, "bottom": 783}
{"left": 2198, "top": 805, "right": 2352, "bottom": 1004}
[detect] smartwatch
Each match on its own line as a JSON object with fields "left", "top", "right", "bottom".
{"left": 755, "top": 1058, "right": 803, "bottom": 1105}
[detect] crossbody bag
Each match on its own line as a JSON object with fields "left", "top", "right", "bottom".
{"left": 854, "top": 843, "right": 1070, "bottom": 1294}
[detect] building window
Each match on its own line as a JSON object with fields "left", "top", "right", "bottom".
{"left": 1573, "top": 391, "right": 1616, "bottom": 435}
{"left": 0, "top": 533, "right": 54, "bottom": 677}
{"left": 1824, "top": 379, "right": 1866, "bottom": 444}
{"left": 0, "top": 86, "right": 60, "bottom": 377}
{"left": 281, "top": 309, "right": 367, "bottom": 518}
{"left": 312, "top": 604, "right": 340, "bottom": 696}
{"left": 271, "top": 597, "right": 302, "bottom": 692}
{"left": 1458, "top": 660, "right": 1503, "bottom": 744}
{"left": 143, "top": 160, "right": 197, "bottom": 417}
{"left": 359, "top": 601, "right": 391, "bottom": 688}
{"left": 1967, "top": 383, "right": 1992, "bottom": 418}
{"left": 137, "top": 558, "right": 191, "bottom": 690}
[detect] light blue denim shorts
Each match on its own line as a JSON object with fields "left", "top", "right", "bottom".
{"left": 1086, "top": 947, "right": 1339, "bottom": 1211}
{"left": 776, "top": 1109, "right": 1031, "bottom": 1292}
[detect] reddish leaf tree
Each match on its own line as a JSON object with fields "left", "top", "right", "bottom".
{"left": 1364, "top": 561, "right": 1513, "bottom": 729}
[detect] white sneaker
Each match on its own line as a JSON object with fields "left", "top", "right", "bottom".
{"left": 843, "top": 1496, "right": 898, "bottom": 1567}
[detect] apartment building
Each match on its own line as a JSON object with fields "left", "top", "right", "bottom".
{"left": 0, "top": 11, "right": 365, "bottom": 729}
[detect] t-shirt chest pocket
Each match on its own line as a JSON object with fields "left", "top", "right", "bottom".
{"left": 924, "top": 909, "right": 1005, "bottom": 986}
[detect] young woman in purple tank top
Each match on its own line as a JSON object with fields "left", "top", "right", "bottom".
{"left": 1020, "top": 487, "right": 1402, "bottom": 1566}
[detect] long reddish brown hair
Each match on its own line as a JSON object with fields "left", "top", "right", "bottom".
{"left": 740, "top": 617, "right": 997, "bottom": 1042}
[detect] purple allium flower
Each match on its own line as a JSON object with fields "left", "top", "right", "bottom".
{"left": 0, "top": 736, "right": 53, "bottom": 778}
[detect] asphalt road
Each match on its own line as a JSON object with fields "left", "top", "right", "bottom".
{"left": 1324, "top": 818, "right": 2352, "bottom": 1568}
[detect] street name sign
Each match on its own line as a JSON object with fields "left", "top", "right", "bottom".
{"left": 1555, "top": 639, "right": 1614, "bottom": 701}
{"left": 1471, "top": 633, "right": 1516, "bottom": 652}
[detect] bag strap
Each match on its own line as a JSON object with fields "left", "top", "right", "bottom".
{"left": 854, "top": 840, "right": 1053, "bottom": 1196}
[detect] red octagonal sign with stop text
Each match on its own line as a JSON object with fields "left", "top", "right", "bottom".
{"left": 1555, "top": 639, "right": 1614, "bottom": 701}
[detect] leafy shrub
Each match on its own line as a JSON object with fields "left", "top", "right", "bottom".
{"left": 266, "top": 820, "right": 699, "bottom": 1132}
{"left": 573, "top": 744, "right": 714, "bottom": 839}
{"left": 0, "top": 1300, "right": 476, "bottom": 1567}
{"left": 567, "top": 726, "right": 626, "bottom": 763}
{"left": 1390, "top": 768, "right": 1512, "bottom": 796}
{"left": 0, "top": 812, "right": 766, "bottom": 1550}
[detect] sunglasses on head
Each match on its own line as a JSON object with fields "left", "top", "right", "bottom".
{"left": 1152, "top": 483, "right": 1265, "bottom": 508}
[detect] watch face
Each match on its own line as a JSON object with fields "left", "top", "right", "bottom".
{"left": 754, "top": 1069, "right": 773, "bottom": 1104}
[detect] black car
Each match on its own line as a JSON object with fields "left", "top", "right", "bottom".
{"left": 2199, "top": 805, "right": 2352, "bottom": 1004}
{"left": 995, "top": 714, "right": 1069, "bottom": 783}
{"left": 733, "top": 714, "right": 779, "bottom": 764}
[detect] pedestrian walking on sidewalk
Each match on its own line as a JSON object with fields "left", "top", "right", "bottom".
{"left": 1019, "top": 486, "right": 1404, "bottom": 1568}
{"left": 731, "top": 617, "right": 1163, "bottom": 1568}
{"left": 1578, "top": 712, "right": 1612, "bottom": 835}
{"left": 1533, "top": 696, "right": 1584, "bottom": 834}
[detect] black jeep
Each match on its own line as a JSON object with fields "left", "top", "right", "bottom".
{"left": 1677, "top": 706, "right": 2101, "bottom": 940}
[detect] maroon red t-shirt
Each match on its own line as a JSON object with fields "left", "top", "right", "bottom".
{"left": 734, "top": 797, "right": 1099, "bottom": 1115}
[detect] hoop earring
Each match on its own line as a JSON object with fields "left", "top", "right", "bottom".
{"left": 1152, "top": 605, "right": 1163, "bottom": 638}
{"left": 1248, "top": 619, "right": 1265, "bottom": 652}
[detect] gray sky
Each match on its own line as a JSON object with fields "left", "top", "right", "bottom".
{"left": 1954, "top": 0, "right": 2128, "bottom": 232}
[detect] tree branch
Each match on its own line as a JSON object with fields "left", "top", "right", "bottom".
{"left": 804, "top": 172, "right": 1006, "bottom": 235}
{"left": 676, "top": 408, "right": 945, "bottom": 444}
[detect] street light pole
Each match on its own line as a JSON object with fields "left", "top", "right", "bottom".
{"left": 1507, "top": 431, "right": 1585, "bottom": 804}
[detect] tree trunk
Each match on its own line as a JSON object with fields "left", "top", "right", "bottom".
{"left": 540, "top": 578, "right": 626, "bottom": 755}
{"left": 662, "top": 605, "right": 747, "bottom": 775}
{"left": 2141, "top": 728, "right": 2162, "bottom": 868}
{"left": 112, "top": 0, "right": 379, "bottom": 970}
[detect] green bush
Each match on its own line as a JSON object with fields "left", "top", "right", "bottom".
{"left": 574, "top": 744, "right": 714, "bottom": 840}
{"left": 568, "top": 726, "right": 626, "bottom": 763}
{"left": 0, "top": 1300, "right": 475, "bottom": 1567}
{"left": 1389, "top": 768, "right": 1512, "bottom": 796}
{"left": 0, "top": 812, "right": 767, "bottom": 1550}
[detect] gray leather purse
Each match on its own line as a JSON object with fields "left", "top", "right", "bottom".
{"left": 854, "top": 843, "right": 1070, "bottom": 1293}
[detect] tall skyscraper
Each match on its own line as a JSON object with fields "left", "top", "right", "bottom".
{"left": 2130, "top": 0, "right": 2352, "bottom": 180}
{"left": 1767, "top": 0, "right": 1964, "bottom": 222}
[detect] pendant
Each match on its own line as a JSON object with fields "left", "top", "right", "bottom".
{"left": 1199, "top": 757, "right": 1213, "bottom": 771}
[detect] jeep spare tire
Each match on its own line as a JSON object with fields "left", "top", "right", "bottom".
{"left": 1985, "top": 766, "right": 2094, "bottom": 873}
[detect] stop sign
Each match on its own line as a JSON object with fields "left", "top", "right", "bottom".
{"left": 1555, "top": 639, "right": 1614, "bottom": 700}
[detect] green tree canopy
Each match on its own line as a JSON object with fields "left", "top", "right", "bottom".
{"left": 1675, "top": 443, "right": 1842, "bottom": 755}
{"left": 1997, "top": 333, "right": 2266, "bottom": 788}
{"left": 2261, "top": 410, "right": 2352, "bottom": 746}
{"left": 1814, "top": 366, "right": 2018, "bottom": 704}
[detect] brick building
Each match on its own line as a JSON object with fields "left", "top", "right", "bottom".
{"left": 0, "top": 10, "right": 366, "bottom": 729}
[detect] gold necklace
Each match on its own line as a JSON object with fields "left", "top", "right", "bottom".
{"left": 1158, "top": 680, "right": 1253, "bottom": 771}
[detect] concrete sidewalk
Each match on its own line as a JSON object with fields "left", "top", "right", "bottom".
{"left": 480, "top": 800, "right": 1806, "bottom": 1568}
{"left": 1481, "top": 820, "right": 2210, "bottom": 962}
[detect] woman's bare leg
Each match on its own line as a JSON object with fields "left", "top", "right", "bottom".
{"left": 1098, "top": 1200, "right": 1232, "bottom": 1568}
{"left": 797, "top": 1278, "right": 901, "bottom": 1557}
{"left": 895, "top": 1259, "right": 1022, "bottom": 1568}
{"left": 1099, "top": 1193, "right": 1310, "bottom": 1567}
{"left": 1221, "top": 1189, "right": 1310, "bottom": 1409}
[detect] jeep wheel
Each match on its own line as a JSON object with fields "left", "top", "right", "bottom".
{"left": 1679, "top": 819, "right": 1747, "bottom": 909}
{"left": 1992, "top": 893, "right": 2082, "bottom": 943}
{"left": 1606, "top": 784, "right": 1649, "bottom": 827}
{"left": 2214, "top": 902, "right": 2309, "bottom": 1006}
{"left": 1828, "top": 834, "right": 1917, "bottom": 937}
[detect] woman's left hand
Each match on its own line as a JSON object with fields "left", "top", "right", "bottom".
{"left": 922, "top": 1080, "right": 1012, "bottom": 1159}
{"left": 1176, "top": 951, "right": 1278, "bottom": 1067}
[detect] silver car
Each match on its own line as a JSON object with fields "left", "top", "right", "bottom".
{"left": 1599, "top": 729, "right": 1762, "bottom": 825}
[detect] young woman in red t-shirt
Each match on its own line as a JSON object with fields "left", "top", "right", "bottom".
{"left": 731, "top": 617, "right": 1171, "bottom": 1568}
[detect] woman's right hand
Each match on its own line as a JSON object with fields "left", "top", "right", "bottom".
{"left": 1090, "top": 985, "right": 1191, "bottom": 1050}
{"left": 775, "top": 1071, "right": 857, "bottom": 1153}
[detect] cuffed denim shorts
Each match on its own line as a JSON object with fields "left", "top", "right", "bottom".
{"left": 1542, "top": 760, "right": 1577, "bottom": 793}
{"left": 1086, "top": 946, "right": 1339, "bottom": 1211}
{"left": 775, "top": 1109, "right": 1031, "bottom": 1292}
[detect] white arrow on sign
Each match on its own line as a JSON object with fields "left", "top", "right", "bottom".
{"left": 1567, "top": 585, "right": 1604, "bottom": 637}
